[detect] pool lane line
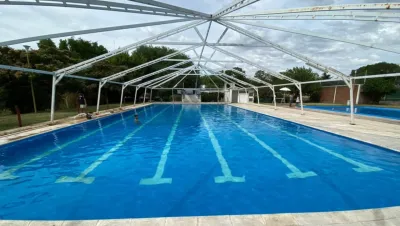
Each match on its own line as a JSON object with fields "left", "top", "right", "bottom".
{"left": 218, "top": 111, "right": 317, "bottom": 179}
{"left": 199, "top": 111, "right": 245, "bottom": 183}
{"left": 56, "top": 106, "right": 170, "bottom": 184}
{"left": 0, "top": 106, "right": 152, "bottom": 181}
{"left": 259, "top": 121, "right": 382, "bottom": 173}
{"left": 140, "top": 107, "right": 184, "bottom": 185}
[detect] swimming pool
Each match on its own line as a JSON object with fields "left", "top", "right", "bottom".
{"left": 0, "top": 104, "right": 399, "bottom": 220}
{"left": 304, "top": 105, "right": 400, "bottom": 120}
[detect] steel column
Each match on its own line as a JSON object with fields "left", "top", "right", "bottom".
{"left": 143, "top": 88, "right": 147, "bottom": 104}
{"left": 272, "top": 86, "right": 277, "bottom": 110}
{"left": 96, "top": 81, "right": 106, "bottom": 113}
{"left": 134, "top": 87, "right": 139, "bottom": 106}
{"left": 349, "top": 79, "right": 355, "bottom": 125}
{"left": 297, "top": 84, "right": 304, "bottom": 115}
{"left": 333, "top": 86, "right": 337, "bottom": 104}
{"left": 120, "top": 85, "right": 126, "bottom": 108}
{"left": 256, "top": 88, "right": 260, "bottom": 104}
{"left": 50, "top": 75, "right": 57, "bottom": 122}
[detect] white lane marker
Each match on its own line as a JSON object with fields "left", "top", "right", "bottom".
{"left": 200, "top": 111, "right": 245, "bottom": 183}
{"left": 56, "top": 106, "right": 170, "bottom": 184}
{"left": 260, "top": 121, "right": 382, "bottom": 173}
{"left": 0, "top": 106, "right": 153, "bottom": 181}
{"left": 140, "top": 108, "right": 184, "bottom": 185}
{"left": 219, "top": 112, "right": 316, "bottom": 179}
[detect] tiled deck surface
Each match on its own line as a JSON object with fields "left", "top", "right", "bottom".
{"left": 1, "top": 103, "right": 399, "bottom": 226}
{"left": 1, "top": 207, "right": 399, "bottom": 225}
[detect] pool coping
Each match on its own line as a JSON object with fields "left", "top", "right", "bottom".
{"left": 0, "top": 206, "right": 399, "bottom": 225}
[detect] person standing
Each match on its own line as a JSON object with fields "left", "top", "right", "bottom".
{"left": 77, "top": 93, "right": 87, "bottom": 114}
{"left": 289, "top": 93, "right": 294, "bottom": 107}
{"left": 296, "top": 95, "right": 300, "bottom": 107}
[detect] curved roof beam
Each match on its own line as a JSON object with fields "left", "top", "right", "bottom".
{"left": 212, "top": 0, "right": 260, "bottom": 19}
{"left": 225, "top": 3, "right": 400, "bottom": 17}
{"left": 227, "top": 20, "right": 400, "bottom": 54}
{"left": 103, "top": 45, "right": 200, "bottom": 82}
{"left": 207, "top": 45, "right": 297, "bottom": 84}
{"left": 0, "top": 0, "right": 206, "bottom": 18}
{"left": 197, "top": 65, "right": 245, "bottom": 88}
{"left": 124, "top": 60, "right": 194, "bottom": 86}
{"left": 222, "top": 11, "right": 400, "bottom": 23}
{"left": 151, "top": 66, "right": 195, "bottom": 88}
{"left": 0, "top": 19, "right": 193, "bottom": 47}
{"left": 200, "top": 63, "right": 259, "bottom": 88}
{"left": 149, "top": 41, "right": 268, "bottom": 47}
{"left": 127, "top": 0, "right": 210, "bottom": 18}
{"left": 55, "top": 20, "right": 206, "bottom": 77}
{"left": 218, "top": 21, "right": 349, "bottom": 83}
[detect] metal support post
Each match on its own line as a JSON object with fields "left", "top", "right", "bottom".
{"left": 50, "top": 75, "right": 57, "bottom": 122}
{"left": 120, "top": 85, "right": 126, "bottom": 108}
{"left": 256, "top": 88, "right": 260, "bottom": 104}
{"left": 272, "top": 86, "right": 277, "bottom": 110}
{"left": 297, "top": 84, "right": 304, "bottom": 115}
{"left": 333, "top": 86, "right": 337, "bottom": 104}
{"left": 143, "top": 88, "right": 147, "bottom": 104}
{"left": 134, "top": 86, "right": 139, "bottom": 106}
{"left": 172, "top": 89, "right": 175, "bottom": 102}
{"left": 150, "top": 89, "right": 153, "bottom": 102}
{"left": 96, "top": 81, "right": 106, "bottom": 113}
{"left": 349, "top": 79, "right": 355, "bottom": 125}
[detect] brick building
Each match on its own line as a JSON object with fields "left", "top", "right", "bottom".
{"left": 320, "top": 85, "right": 370, "bottom": 104}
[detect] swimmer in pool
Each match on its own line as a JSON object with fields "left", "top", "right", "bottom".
{"left": 134, "top": 114, "right": 141, "bottom": 124}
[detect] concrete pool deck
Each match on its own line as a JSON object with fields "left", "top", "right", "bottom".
{"left": 1, "top": 103, "right": 399, "bottom": 225}
{"left": 1, "top": 206, "right": 399, "bottom": 225}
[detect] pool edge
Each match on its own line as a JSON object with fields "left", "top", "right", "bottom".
{"left": 1, "top": 206, "right": 399, "bottom": 225}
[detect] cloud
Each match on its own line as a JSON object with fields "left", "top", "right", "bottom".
{"left": 0, "top": 0, "right": 398, "bottom": 78}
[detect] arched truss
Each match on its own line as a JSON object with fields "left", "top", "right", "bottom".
{"left": 1, "top": 0, "right": 400, "bottom": 125}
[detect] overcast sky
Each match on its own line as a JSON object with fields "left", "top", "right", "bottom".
{"left": 1, "top": 0, "right": 399, "bottom": 76}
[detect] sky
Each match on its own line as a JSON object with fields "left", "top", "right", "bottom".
{"left": 1, "top": 0, "right": 399, "bottom": 77}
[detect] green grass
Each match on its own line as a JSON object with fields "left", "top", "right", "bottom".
{"left": 0, "top": 103, "right": 134, "bottom": 132}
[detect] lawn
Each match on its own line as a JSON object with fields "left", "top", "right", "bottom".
{"left": 0, "top": 103, "right": 133, "bottom": 132}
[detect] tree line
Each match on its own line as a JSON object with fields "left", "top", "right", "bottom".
{"left": 1, "top": 38, "right": 399, "bottom": 114}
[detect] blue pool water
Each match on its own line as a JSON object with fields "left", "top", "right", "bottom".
{"left": 0, "top": 104, "right": 399, "bottom": 220}
{"left": 304, "top": 105, "right": 400, "bottom": 120}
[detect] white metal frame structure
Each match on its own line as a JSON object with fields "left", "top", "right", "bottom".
{"left": 1, "top": 0, "right": 399, "bottom": 125}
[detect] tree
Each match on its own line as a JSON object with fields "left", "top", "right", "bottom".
{"left": 37, "top": 39, "right": 57, "bottom": 50}
{"left": 255, "top": 70, "right": 273, "bottom": 82}
{"left": 352, "top": 62, "right": 400, "bottom": 103}
{"left": 282, "top": 67, "right": 322, "bottom": 102}
{"left": 321, "top": 72, "right": 331, "bottom": 80}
